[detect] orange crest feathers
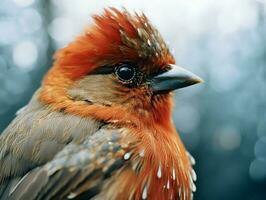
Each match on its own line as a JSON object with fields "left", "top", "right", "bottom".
{"left": 52, "top": 7, "right": 174, "bottom": 80}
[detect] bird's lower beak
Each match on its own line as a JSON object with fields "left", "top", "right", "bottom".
{"left": 150, "top": 64, "right": 203, "bottom": 92}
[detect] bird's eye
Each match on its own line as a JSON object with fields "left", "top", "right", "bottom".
{"left": 115, "top": 63, "right": 136, "bottom": 82}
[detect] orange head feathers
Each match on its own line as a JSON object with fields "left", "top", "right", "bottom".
{"left": 39, "top": 8, "right": 202, "bottom": 127}
{"left": 52, "top": 7, "right": 174, "bottom": 80}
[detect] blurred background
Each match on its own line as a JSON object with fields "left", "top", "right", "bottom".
{"left": 0, "top": 0, "right": 265, "bottom": 199}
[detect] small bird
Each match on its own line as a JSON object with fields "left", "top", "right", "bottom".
{"left": 0, "top": 8, "right": 202, "bottom": 200}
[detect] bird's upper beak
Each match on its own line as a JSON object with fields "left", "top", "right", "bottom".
{"left": 150, "top": 64, "right": 204, "bottom": 92}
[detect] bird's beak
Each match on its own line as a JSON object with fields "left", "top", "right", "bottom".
{"left": 150, "top": 64, "right": 204, "bottom": 92}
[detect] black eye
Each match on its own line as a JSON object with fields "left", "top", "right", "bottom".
{"left": 115, "top": 63, "right": 136, "bottom": 82}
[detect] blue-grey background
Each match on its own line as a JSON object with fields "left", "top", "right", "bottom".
{"left": 0, "top": 0, "right": 265, "bottom": 199}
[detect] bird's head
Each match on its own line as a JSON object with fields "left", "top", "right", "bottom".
{"left": 39, "top": 8, "right": 203, "bottom": 126}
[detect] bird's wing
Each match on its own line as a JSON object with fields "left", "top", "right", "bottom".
{"left": 0, "top": 98, "right": 103, "bottom": 184}
{"left": 1, "top": 128, "right": 129, "bottom": 200}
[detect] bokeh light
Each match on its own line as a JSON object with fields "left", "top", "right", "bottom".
{"left": 48, "top": 17, "right": 77, "bottom": 47}
{"left": 12, "top": 40, "right": 38, "bottom": 69}
{"left": 0, "top": 18, "right": 20, "bottom": 45}
{"left": 250, "top": 159, "right": 266, "bottom": 181}
{"left": 17, "top": 8, "right": 42, "bottom": 34}
{"left": 13, "top": 0, "right": 35, "bottom": 7}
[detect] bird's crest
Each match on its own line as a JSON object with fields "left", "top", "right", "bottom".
{"left": 53, "top": 7, "right": 174, "bottom": 79}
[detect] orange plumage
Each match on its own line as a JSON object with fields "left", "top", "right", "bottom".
{"left": 0, "top": 7, "right": 201, "bottom": 200}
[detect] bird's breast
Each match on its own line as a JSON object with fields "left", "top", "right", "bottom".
{"left": 100, "top": 125, "right": 196, "bottom": 200}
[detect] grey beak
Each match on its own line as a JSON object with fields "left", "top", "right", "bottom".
{"left": 150, "top": 64, "right": 203, "bottom": 92}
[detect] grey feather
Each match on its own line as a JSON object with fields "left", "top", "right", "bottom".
{"left": 3, "top": 128, "right": 125, "bottom": 200}
{"left": 0, "top": 93, "right": 129, "bottom": 199}
{"left": 0, "top": 92, "right": 131, "bottom": 199}
{"left": 0, "top": 93, "right": 103, "bottom": 184}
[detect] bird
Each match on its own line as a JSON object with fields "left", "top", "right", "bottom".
{"left": 0, "top": 7, "right": 202, "bottom": 200}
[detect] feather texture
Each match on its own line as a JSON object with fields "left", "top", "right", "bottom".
{"left": 0, "top": 7, "right": 197, "bottom": 200}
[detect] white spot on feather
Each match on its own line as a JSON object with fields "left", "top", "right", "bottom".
{"left": 191, "top": 169, "right": 197, "bottom": 181}
{"left": 142, "top": 185, "right": 148, "bottom": 199}
{"left": 178, "top": 188, "right": 181, "bottom": 197}
{"left": 187, "top": 152, "right": 196, "bottom": 165}
{"left": 147, "top": 39, "right": 151, "bottom": 46}
{"left": 191, "top": 182, "right": 196, "bottom": 192}
{"left": 109, "top": 119, "right": 119, "bottom": 123}
{"left": 172, "top": 168, "right": 176, "bottom": 180}
{"left": 157, "top": 164, "right": 162, "bottom": 178}
{"left": 139, "top": 149, "right": 145, "bottom": 157}
{"left": 137, "top": 28, "right": 142, "bottom": 37}
{"left": 124, "top": 152, "right": 131, "bottom": 160}
{"left": 67, "top": 192, "right": 77, "bottom": 199}
{"left": 166, "top": 179, "right": 170, "bottom": 189}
